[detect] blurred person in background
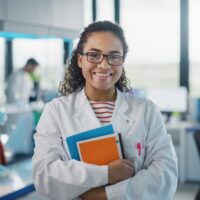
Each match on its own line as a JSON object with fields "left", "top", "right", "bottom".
{"left": 5, "top": 58, "right": 40, "bottom": 104}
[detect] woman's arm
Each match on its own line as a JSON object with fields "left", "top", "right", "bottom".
{"left": 79, "top": 159, "right": 134, "bottom": 200}
{"left": 80, "top": 186, "right": 107, "bottom": 200}
{"left": 104, "top": 102, "right": 178, "bottom": 200}
{"left": 32, "top": 103, "right": 108, "bottom": 200}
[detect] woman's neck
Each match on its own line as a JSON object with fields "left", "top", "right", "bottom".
{"left": 84, "top": 87, "right": 116, "bottom": 102}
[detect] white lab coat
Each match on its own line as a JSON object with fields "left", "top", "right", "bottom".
{"left": 6, "top": 69, "right": 33, "bottom": 104}
{"left": 32, "top": 88, "right": 178, "bottom": 200}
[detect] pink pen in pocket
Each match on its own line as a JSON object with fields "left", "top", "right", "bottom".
{"left": 136, "top": 142, "right": 141, "bottom": 156}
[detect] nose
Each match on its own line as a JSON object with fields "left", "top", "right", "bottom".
{"left": 97, "top": 56, "right": 111, "bottom": 69}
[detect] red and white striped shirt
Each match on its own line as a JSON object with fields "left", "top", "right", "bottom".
{"left": 89, "top": 101, "right": 115, "bottom": 125}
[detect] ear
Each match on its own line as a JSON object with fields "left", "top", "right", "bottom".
{"left": 77, "top": 54, "right": 82, "bottom": 68}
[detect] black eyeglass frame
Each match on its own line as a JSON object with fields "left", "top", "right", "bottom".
{"left": 80, "top": 52, "right": 124, "bottom": 66}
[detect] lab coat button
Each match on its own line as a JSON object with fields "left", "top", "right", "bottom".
{"left": 126, "top": 119, "right": 130, "bottom": 123}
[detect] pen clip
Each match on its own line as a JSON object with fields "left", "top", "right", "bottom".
{"left": 136, "top": 142, "right": 141, "bottom": 156}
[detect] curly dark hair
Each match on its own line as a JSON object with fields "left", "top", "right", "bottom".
{"left": 59, "top": 21, "right": 131, "bottom": 95}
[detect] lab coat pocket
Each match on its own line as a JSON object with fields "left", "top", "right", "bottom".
{"left": 124, "top": 145, "right": 145, "bottom": 173}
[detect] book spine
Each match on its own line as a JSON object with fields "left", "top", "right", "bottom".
{"left": 118, "top": 133, "right": 126, "bottom": 159}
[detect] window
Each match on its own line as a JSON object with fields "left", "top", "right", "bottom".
{"left": 0, "top": 38, "right": 5, "bottom": 103}
{"left": 189, "top": 0, "right": 200, "bottom": 97}
{"left": 121, "top": 0, "right": 180, "bottom": 89}
{"left": 84, "top": 0, "right": 93, "bottom": 26}
{"left": 96, "top": 0, "right": 114, "bottom": 22}
{"left": 12, "top": 38, "right": 64, "bottom": 90}
{"left": 83, "top": 0, "right": 114, "bottom": 25}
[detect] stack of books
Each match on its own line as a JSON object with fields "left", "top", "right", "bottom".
{"left": 66, "top": 124, "right": 125, "bottom": 165}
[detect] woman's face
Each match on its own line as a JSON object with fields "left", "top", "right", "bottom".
{"left": 78, "top": 31, "right": 124, "bottom": 95}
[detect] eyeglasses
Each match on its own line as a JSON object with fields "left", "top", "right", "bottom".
{"left": 80, "top": 52, "right": 124, "bottom": 66}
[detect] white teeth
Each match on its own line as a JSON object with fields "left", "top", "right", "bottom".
{"left": 95, "top": 72, "right": 111, "bottom": 77}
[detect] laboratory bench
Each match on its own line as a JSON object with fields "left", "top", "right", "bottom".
{"left": 166, "top": 121, "right": 200, "bottom": 183}
{"left": 0, "top": 158, "right": 35, "bottom": 200}
{"left": 0, "top": 101, "right": 45, "bottom": 200}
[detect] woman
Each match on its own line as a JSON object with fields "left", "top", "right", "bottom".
{"left": 32, "top": 21, "right": 178, "bottom": 200}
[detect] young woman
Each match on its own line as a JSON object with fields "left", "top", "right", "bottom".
{"left": 32, "top": 21, "right": 178, "bottom": 200}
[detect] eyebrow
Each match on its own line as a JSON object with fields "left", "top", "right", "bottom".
{"left": 87, "top": 48, "right": 122, "bottom": 54}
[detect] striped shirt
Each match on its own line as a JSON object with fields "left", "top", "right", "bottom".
{"left": 89, "top": 101, "right": 115, "bottom": 125}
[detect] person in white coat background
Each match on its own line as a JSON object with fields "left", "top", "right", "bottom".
{"left": 32, "top": 21, "right": 178, "bottom": 200}
{"left": 6, "top": 58, "right": 39, "bottom": 104}
{"left": 4, "top": 58, "right": 40, "bottom": 157}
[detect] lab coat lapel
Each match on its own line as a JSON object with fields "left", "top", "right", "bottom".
{"left": 72, "top": 88, "right": 135, "bottom": 134}
{"left": 72, "top": 89, "right": 102, "bottom": 132}
{"left": 112, "top": 90, "right": 135, "bottom": 135}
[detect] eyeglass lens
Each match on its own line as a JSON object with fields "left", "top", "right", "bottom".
{"left": 86, "top": 52, "right": 123, "bottom": 65}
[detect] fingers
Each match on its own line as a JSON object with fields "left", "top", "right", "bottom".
{"left": 108, "top": 159, "right": 135, "bottom": 184}
{"left": 108, "top": 159, "right": 133, "bottom": 167}
{"left": 123, "top": 160, "right": 134, "bottom": 177}
{"left": 124, "top": 159, "right": 135, "bottom": 175}
{"left": 123, "top": 159, "right": 134, "bottom": 167}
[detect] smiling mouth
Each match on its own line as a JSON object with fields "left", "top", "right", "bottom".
{"left": 93, "top": 72, "right": 112, "bottom": 77}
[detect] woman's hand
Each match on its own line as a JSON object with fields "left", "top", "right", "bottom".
{"left": 108, "top": 159, "right": 134, "bottom": 184}
{"left": 80, "top": 159, "right": 134, "bottom": 199}
{"left": 80, "top": 186, "right": 107, "bottom": 200}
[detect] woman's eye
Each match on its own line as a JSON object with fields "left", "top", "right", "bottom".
{"left": 109, "top": 55, "right": 120, "bottom": 60}
{"left": 89, "top": 53, "right": 101, "bottom": 59}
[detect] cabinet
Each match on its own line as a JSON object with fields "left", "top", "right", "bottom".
{"left": 0, "top": 0, "right": 84, "bottom": 38}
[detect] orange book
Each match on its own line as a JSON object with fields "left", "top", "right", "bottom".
{"left": 77, "top": 134, "right": 123, "bottom": 165}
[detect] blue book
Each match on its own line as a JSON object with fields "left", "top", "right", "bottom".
{"left": 66, "top": 124, "right": 114, "bottom": 160}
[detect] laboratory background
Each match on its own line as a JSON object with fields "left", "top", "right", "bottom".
{"left": 0, "top": 0, "right": 200, "bottom": 199}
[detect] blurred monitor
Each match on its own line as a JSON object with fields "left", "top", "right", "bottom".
{"left": 146, "top": 87, "right": 188, "bottom": 113}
